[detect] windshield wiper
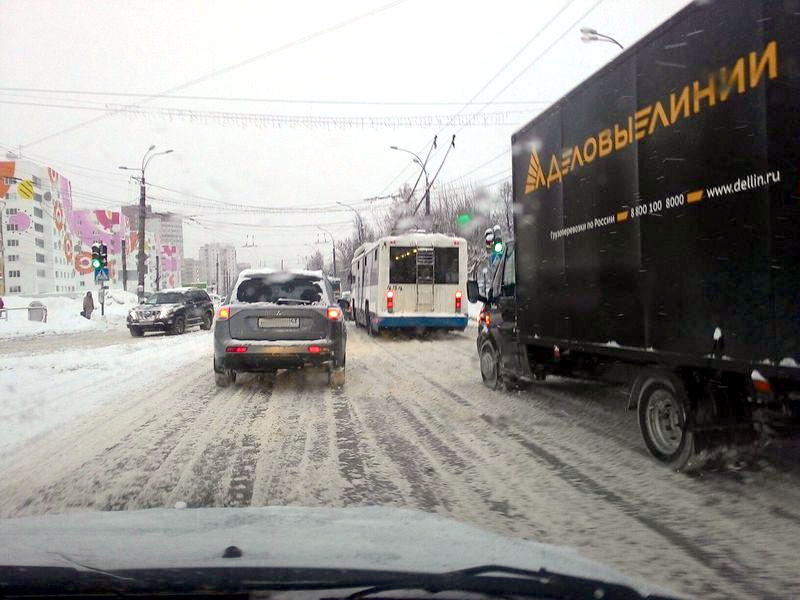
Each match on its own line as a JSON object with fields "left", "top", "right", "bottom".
{"left": 341, "top": 565, "right": 678, "bottom": 600}
{"left": 0, "top": 565, "right": 679, "bottom": 599}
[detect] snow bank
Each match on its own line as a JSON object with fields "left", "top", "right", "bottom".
{"left": 0, "top": 331, "right": 211, "bottom": 458}
{"left": 0, "top": 292, "right": 136, "bottom": 340}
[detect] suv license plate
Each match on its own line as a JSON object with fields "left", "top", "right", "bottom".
{"left": 258, "top": 317, "right": 300, "bottom": 328}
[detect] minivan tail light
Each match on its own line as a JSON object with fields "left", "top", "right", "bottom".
{"left": 218, "top": 306, "right": 230, "bottom": 319}
{"left": 386, "top": 289, "right": 394, "bottom": 312}
{"left": 751, "top": 369, "right": 771, "bottom": 393}
{"left": 455, "top": 290, "right": 462, "bottom": 311}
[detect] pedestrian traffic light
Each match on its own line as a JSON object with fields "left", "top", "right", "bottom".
{"left": 91, "top": 242, "right": 102, "bottom": 270}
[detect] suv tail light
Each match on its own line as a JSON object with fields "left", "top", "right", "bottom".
{"left": 327, "top": 306, "right": 342, "bottom": 321}
{"left": 218, "top": 306, "right": 230, "bottom": 319}
{"left": 455, "top": 290, "right": 462, "bottom": 311}
{"left": 386, "top": 290, "right": 394, "bottom": 312}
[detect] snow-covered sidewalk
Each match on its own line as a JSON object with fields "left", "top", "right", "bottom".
{"left": 0, "top": 291, "right": 137, "bottom": 340}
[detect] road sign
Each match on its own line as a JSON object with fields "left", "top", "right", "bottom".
{"left": 95, "top": 268, "right": 109, "bottom": 282}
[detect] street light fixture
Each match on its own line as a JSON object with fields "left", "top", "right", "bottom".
{"left": 580, "top": 27, "right": 624, "bottom": 50}
{"left": 336, "top": 201, "right": 364, "bottom": 246}
{"left": 119, "top": 146, "right": 174, "bottom": 302}
{"left": 390, "top": 145, "right": 431, "bottom": 216}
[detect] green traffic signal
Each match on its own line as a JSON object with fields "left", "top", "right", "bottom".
{"left": 492, "top": 240, "right": 504, "bottom": 254}
{"left": 91, "top": 257, "right": 102, "bottom": 269}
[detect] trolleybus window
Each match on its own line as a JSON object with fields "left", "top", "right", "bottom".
{"left": 434, "top": 247, "right": 459, "bottom": 284}
{"left": 390, "top": 246, "right": 417, "bottom": 284}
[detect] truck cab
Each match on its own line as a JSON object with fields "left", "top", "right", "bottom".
{"left": 469, "top": 242, "right": 534, "bottom": 389}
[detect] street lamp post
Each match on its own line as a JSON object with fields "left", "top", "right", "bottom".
{"left": 336, "top": 201, "right": 364, "bottom": 246}
{"left": 119, "top": 146, "right": 173, "bottom": 302}
{"left": 390, "top": 145, "right": 431, "bottom": 216}
{"left": 317, "top": 226, "right": 336, "bottom": 276}
{"left": 580, "top": 27, "right": 624, "bottom": 50}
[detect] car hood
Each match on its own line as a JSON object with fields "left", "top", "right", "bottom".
{"left": 0, "top": 506, "right": 678, "bottom": 597}
{"left": 135, "top": 303, "right": 180, "bottom": 311}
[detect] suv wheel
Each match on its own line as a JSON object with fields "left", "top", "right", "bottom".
{"left": 215, "top": 369, "right": 236, "bottom": 387}
{"left": 328, "top": 367, "right": 345, "bottom": 387}
{"left": 200, "top": 312, "right": 213, "bottom": 330}
{"left": 170, "top": 314, "right": 186, "bottom": 335}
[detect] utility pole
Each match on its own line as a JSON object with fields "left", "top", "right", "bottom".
{"left": 137, "top": 173, "right": 146, "bottom": 300}
{"left": 155, "top": 255, "right": 160, "bottom": 291}
{"left": 121, "top": 239, "right": 127, "bottom": 291}
{"left": 215, "top": 253, "right": 220, "bottom": 294}
{"left": 119, "top": 145, "right": 173, "bottom": 302}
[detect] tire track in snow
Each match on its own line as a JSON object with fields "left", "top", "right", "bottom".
{"left": 330, "top": 386, "right": 404, "bottom": 507}
{"left": 352, "top": 343, "right": 547, "bottom": 532}
{"left": 178, "top": 375, "right": 273, "bottom": 508}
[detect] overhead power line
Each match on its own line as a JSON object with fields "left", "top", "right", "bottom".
{"left": 376, "top": 0, "right": 578, "bottom": 197}
{"left": 0, "top": 87, "right": 552, "bottom": 107}
{"left": 20, "top": 0, "right": 411, "bottom": 148}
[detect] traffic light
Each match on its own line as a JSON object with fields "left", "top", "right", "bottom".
{"left": 99, "top": 243, "right": 108, "bottom": 269}
{"left": 491, "top": 226, "right": 504, "bottom": 255}
{"left": 484, "top": 228, "right": 494, "bottom": 252}
{"left": 91, "top": 242, "right": 102, "bottom": 271}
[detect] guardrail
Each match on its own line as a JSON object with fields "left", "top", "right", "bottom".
{"left": 0, "top": 302, "right": 48, "bottom": 322}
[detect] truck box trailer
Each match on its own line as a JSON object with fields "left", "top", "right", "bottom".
{"left": 468, "top": 0, "right": 799, "bottom": 470}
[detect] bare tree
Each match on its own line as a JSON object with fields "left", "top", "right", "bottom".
{"left": 305, "top": 249, "right": 325, "bottom": 271}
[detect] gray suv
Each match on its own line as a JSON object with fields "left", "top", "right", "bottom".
{"left": 213, "top": 270, "right": 346, "bottom": 387}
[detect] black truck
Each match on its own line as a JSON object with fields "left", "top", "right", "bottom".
{"left": 468, "top": 0, "right": 799, "bottom": 470}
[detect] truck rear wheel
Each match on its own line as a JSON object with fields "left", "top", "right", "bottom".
{"left": 479, "top": 342, "right": 502, "bottom": 390}
{"left": 636, "top": 372, "right": 698, "bottom": 471}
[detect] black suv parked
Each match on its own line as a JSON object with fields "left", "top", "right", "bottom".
{"left": 128, "top": 288, "right": 214, "bottom": 337}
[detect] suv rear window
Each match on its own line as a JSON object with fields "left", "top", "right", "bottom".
{"left": 235, "top": 274, "right": 330, "bottom": 305}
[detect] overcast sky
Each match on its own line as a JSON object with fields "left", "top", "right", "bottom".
{"left": 0, "top": 0, "right": 692, "bottom": 268}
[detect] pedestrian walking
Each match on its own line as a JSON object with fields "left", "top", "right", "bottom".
{"left": 82, "top": 291, "right": 94, "bottom": 319}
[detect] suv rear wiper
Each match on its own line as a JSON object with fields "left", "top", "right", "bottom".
{"left": 342, "top": 565, "right": 678, "bottom": 600}
{"left": 275, "top": 298, "right": 311, "bottom": 305}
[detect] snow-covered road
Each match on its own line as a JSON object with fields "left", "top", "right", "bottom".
{"left": 1, "top": 326, "right": 799, "bottom": 599}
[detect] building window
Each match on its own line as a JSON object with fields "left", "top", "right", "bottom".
{"left": 34, "top": 207, "right": 43, "bottom": 218}
{"left": 34, "top": 223, "right": 44, "bottom": 233}
{"left": 8, "top": 270, "right": 21, "bottom": 278}
{"left": 79, "top": 280, "right": 85, "bottom": 287}
{"left": 7, "top": 239, "right": 19, "bottom": 247}
{"left": 6, "top": 208, "right": 17, "bottom": 215}
{"left": 35, "top": 238, "right": 44, "bottom": 248}
{"left": 6, "top": 224, "right": 17, "bottom": 231}
{"left": 32, "top": 175, "right": 41, "bottom": 187}
{"left": 36, "top": 253, "right": 45, "bottom": 263}
{"left": 7, "top": 254, "right": 18, "bottom": 262}
{"left": 9, "top": 285, "right": 21, "bottom": 293}
{"left": 34, "top": 193, "right": 42, "bottom": 202}
{"left": 36, "top": 269, "right": 46, "bottom": 278}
